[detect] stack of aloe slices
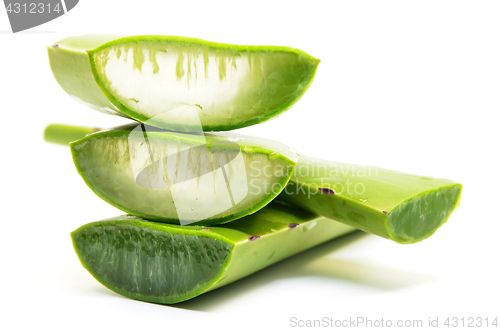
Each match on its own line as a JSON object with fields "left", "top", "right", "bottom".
{"left": 46, "top": 35, "right": 462, "bottom": 305}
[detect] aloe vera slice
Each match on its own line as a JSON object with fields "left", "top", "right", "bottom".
{"left": 71, "top": 201, "right": 355, "bottom": 304}
{"left": 277, "top": 156, "right": 462, "bottom": 244}
{"left": 70, "top": 123, "right": 298, "bottom": 225}
{"left": 48, "top": 35, "right": 320, "bottom": 132}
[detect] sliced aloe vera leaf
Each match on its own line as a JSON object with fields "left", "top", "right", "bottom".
{"left": 70, "top": 123, "right": 298, "bottom": 225}
{"left": 71, "top": 201, "right": 356, "bottom": 304}
{"left": 48, "top": 35, "right": 320, "bottom": 132}
{"left": 44, "top": 124, "right": 100, "bottom": 146}
{"left": 277, "top": 156, "right": 462, "bottom": 244}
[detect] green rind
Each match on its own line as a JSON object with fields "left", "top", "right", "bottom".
{"left": 70, "top": 124, "right": 298, "bottom": 225}
{"left": 277, "top": 156, "right": 462, "bottom": 244}
{"left": 49, "top": 35, "right": 320, "bottom": 132}
{"left": 71, "top": 202, "right": 356, "bottom": 304}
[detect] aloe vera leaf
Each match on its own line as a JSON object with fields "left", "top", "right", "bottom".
{"left": 71, "top": 201, "right": 356, "bottom": 304}
{"left": 44, "top": 124, "right": 100, "bottom": 146}
{"left": 48, "top": 35, "right": 320, "bottom": 132}
{"left": 70, "top": 122, "right": 298, "bottom": 225}
{"left": 277, "top": 156, "right": 462, "bottom": 244}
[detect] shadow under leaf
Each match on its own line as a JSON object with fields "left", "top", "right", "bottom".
{"left": 173, "top": 231, "right": 435, "bottom": 311}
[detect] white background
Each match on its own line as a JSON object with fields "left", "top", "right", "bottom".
{"left": 1, "top": 1, "right": 499, "bottom": 330}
